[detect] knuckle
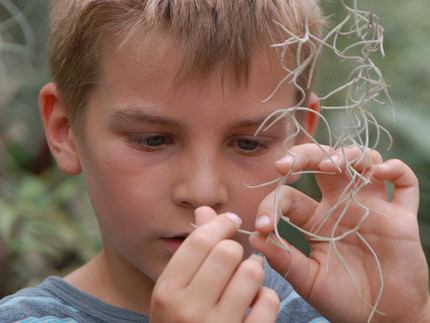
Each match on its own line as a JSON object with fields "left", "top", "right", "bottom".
{"left": 391, "top": 159, "right": 418, "bottom": 182}
{"left": 367, "top": 149, "right": 382, "bottom": 162}
{"left": 387, "top": 158, "right": 403, "bottom": 172}
{"left": 240, "top": 258, "right": 264, "bottom": 282}
{"left": 151, "top": 285, "right": 170, "bottom": 310}
{"left": 152, "top": 288, "right": 201, "bottom": 323}
{"left": 213, "top": 239, "right": 243, "bottom": 262}
{"left": 389, "top": 158, "right": 405, "bottom": 168}
{"left": 175, "top": 307, "right": 201, "bottom": 323}
{"left": 261, "top": 287, "right": 281, "bottom": 309}
{"left": 188, "top": 230, "right": 215, "bottom": 250}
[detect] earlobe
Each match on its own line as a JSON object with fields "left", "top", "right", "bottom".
{"left": 39, "top": 83, "right": 82, "bottom": 175}
{"left": 300, "top": 92, "right": 320, "bottom": 144}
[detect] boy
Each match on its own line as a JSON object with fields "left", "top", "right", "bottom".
{"left": 1, "top": 0, "right": 430, "bottom": 322}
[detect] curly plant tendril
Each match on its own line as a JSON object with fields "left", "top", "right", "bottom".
{"left": 250, "top": 1, "right": 393, "bottom": 322}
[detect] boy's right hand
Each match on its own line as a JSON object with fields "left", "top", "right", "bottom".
{"left": 149, "top": 207, "right": 280, "bottom": 323}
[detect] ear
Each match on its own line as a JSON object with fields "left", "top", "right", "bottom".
{"left": 299, "top": 91, "right": 320, "bottom": 144}
{"left": 39, "top": 83, "right": 82, "bottom": 175}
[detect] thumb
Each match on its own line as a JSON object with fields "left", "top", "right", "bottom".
{"left": 249, "top": 233, "right": 318, "bottom": 300}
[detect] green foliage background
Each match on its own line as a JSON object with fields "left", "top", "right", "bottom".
{"left": 0, "top": 0, "right": 429, "bottom": 297}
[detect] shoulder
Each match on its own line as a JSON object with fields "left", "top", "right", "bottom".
{"left": 262, "top": 259, "right": 331, "bottom": 323}
{"left": 0, "top": 277, "right": 80, "bottom": 322}
{"left": 0, "top": 276, "right": 149, "bottom": 323}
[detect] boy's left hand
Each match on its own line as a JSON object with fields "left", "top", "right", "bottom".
{"left": 250, "top": 144, "right": 430, "bottom": 323}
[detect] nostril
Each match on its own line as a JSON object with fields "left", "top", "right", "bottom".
{"left": 173, "top": 182, "right": 228, "bottom": 210}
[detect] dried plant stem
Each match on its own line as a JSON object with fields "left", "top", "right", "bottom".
{"left": 253, "top": 1, "right": 393, "bottom": 322}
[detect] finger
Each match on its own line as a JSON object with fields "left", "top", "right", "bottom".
{"left": 275, "top": 144, "right": 384, "bottom": 176}
{"left": 373, "top": 159, "right": 419, "bottom": 213}
{"left": 216, "top": 254, "right": 266, "bottom": 321}
{"left": 275, "top": 143, "right": 331, "bottom": 175}
{"left": 319, "top": 146, "right": 383, "bottom": 173}
{"left": 244, "top": 287, "right": 280, "bottom": 323}
{"left": 249, "top": 233, "right": 318, "bottom": 299}
{"left": 255, "top": 185, "right": 319, "bottom": 234}
{"left": 160, "top": 212, "right": 242, "bottom": 288}
{"left": 187, "top": 239, "right": 244, "bottom": 307}
{"left": 194, "top": 206, "right": 218, "bottom": 226}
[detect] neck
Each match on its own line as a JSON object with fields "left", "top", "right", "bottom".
{"left": 64, "top": 249, "right": 155, "bottom": 315}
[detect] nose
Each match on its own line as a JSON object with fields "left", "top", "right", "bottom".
{"left": 172, "top": 151, "right": 228, "bottom": 210}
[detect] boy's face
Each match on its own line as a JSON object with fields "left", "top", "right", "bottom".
{"left": 70, "top": 35, "right": 305, "bottom": 284}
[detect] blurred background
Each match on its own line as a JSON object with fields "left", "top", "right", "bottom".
{"left": 0, "top": 0, "right": 429, "bottom": 297}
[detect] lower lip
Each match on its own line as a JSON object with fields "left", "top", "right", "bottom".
{"left": 161, "top": 238, "right": 184, "bottom": 253}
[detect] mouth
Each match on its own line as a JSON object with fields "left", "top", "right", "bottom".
{"left": 161, "top": 234, "right": 189, "bottom": 253}
{"left": 173, "top": 235, "right": 187, "bottom": 240}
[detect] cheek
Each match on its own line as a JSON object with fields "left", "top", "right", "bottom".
{"left": 238, "top": 186, "right": 274, "bottom": 223}
{"left": 230, "top": 151, "right": 285, "bottom": 225}
{"left": 232, "top": 183, "right": 277, "bottom": 257}
{"left": 79, "top": 146, "right": 166, "bottom": 231}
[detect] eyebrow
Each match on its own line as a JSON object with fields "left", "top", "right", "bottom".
{"left": 233, "top": 113, "right": 291, "bottom": 131}
{"left": 108, "top": 108, "right": 182, "bottom": 128}
{"left": 108, "top": 106, "right": 290, "bottom": 131}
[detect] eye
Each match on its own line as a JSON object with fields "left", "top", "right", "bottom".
{"left": 145, "top": 135, "right": 166, "bottom": 147}
{"left": 237, "top": 138, "right": 259, "bottom": 151}
{"left": 231, "top": 137, "right": 271, "bottom": 155}
{"left": 126, "top": 134, "right": 172, "bottom": 151}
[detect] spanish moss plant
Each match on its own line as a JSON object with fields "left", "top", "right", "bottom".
{"left": 255, "top": 1, "right": 393, "bottom": 321}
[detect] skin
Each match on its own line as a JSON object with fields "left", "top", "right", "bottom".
{"left": 40, "top": 30, "right": 430, "bottom": 323}
{"left": 151, "top": 144, "right": 430, "bottom": 323}
{"left": 250, "top": 144, "right": 430, "bottom": 322}
{"left": 39, "top": 32, "right": 318, "bottom": 320}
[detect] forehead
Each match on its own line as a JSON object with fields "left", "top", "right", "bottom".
{"left": 97, "top": 31, "right": 296, "bottom": 117}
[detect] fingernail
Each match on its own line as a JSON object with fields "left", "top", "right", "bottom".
{"left": 275, "top": 155, "right": 293, "bottom": 165}
{"left": 255, "top": 214, "right": 271, "bottom": 229}
{"left": 223, "top": 212, "right": 242, "bottom": 227}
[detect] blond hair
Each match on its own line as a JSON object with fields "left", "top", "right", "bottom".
{"left": 48, "top": 0, "right": 325, "bottom": 130}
